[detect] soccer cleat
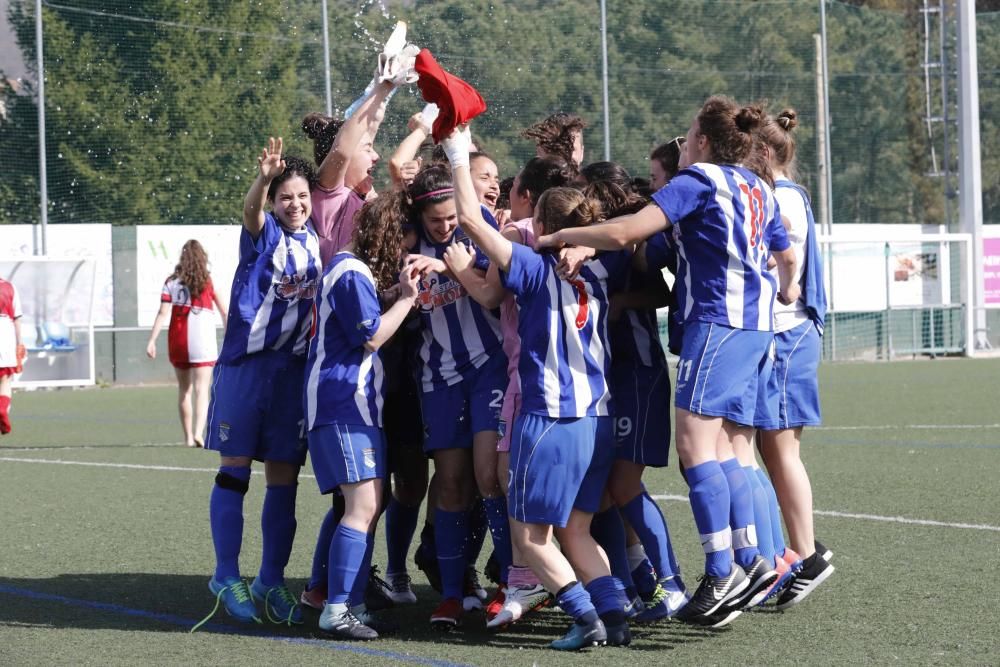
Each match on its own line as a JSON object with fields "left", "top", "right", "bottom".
{"left": 430, "top": 597, "right": 464, "bottom": 631}
{"left": 352, "top": 605, "right": 400, "bottom": 635}
{"left": 776, "top": 555, "right": 835, "bottom": 610}
{"left": 386, "top": 572, "right": 418, "bottom": 604}
{"left": 815, "top": 539, "right": 834, "bottom": 562}
{"left": 604, "top": 620, "right": 631, "bottom": 647}
{"left": 758, "top": 554, "right": 792, "bottom": 605}
{"left": 463, "top": 567, "right": 487, "bottom": 610}
{"left": 550, "top": 617, "right": 607, "bottom": 651}
{"left": 484, "top": 551, "right": 502, "bottom": 586}
{"left": 674, "top": 564, "right": 749, "bottom": 623}
{"left": 414, "top": 542, "right": 443, "bottom": 594}
{"left": 192, "top": 577, "right": 262, "bottom": 631}
{"left": 779, "top": 547, "right": 804, "bottom": 574}
{"left": 300, "top": 584, "right": 326, "bottom": 611}
{"left": 250, "top": 578, "right": 303, "bottom": 625}
{"left": 318, "top": 605, "right": 378, "bottom": 640}
{"left": 722, "top": 555, "right": 779, "bottom": 611}
{"left": 484, "top": 584, "right": 506, "bottom": 621}
{"left": 700, "top": 608, "right": 743, "bottom": 629}
{"left": 635, "top": 578, "right": 690, "bottom": 623}
{"left": 365, "top": 566, "right": 396, "bottom": 612}
{"left": 486, "top": 583, "right": 551, "bottom": 629}
{"left": 624, "top": 593, "right": 644, "bottom": 618}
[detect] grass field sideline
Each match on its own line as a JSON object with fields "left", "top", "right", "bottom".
{"left": 1, "top": 358, "right": 998, "bottom": 665}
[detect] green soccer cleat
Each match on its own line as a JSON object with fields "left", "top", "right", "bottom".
{"left": 250, "top": 578, "right": 304, "bottom": 626}
{"left": 191, "top": 577, "right": 262, "bottom": 632}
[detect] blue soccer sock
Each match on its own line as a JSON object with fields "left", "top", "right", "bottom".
{"left": 483, "top": 496, "right": 513, "bottom": 584}
{"left": 720, "top": 458, "right": 758, "bottom": 569}
{"left": 585, "top": 575, "right": 626, "bottom": 625}
{"left": 308, "top": 507, "right": 339, "bottom": 591}
{"left": 327, "top": 524, "right": 367, "bottom": 605}
{"left": 620, "top": 491, "right": 679, "bottom": 581}
{"left": 465, "top": 500, "right": 487, "bottom": 568}
{"left": 349, "top": 531, "right": 376, "bottom": 607}
{"left": 435, "top": 508, "right": 468, "bottom": 600}
{"left": 626, "top": 543, "right": 659, "bottom": 597}
{"left": 210, "top": 465, "right": 251, "bottom": 581}
{"left": 756, "top": 468, "right": 787, "bottom": 556}
{"left": 258, "top": 483, "right": 298, "bottom": 587}
{"left": 385, "top": 497, "right": 420, "bottom": 576}
{"left": 590, "top": 507, "right": 636, "bottom": 596}
{"left": 686, "top": 460, "right": 732, "bottom": 577}
{"left": 745, "top": 466, "right": 776, "bottom": 567}
{"left": 556, "top": 581, "right": 600, "bottom": 625}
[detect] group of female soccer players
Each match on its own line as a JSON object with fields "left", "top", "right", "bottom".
{"left": 193, "top": 50, "right": 835, "bottom": 650}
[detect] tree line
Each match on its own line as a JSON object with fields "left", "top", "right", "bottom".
{"left": 1, "top": 0, "right": 997, "bottom": 226}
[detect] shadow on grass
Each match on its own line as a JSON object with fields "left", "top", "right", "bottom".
{"left": 0, "top": 574, "right": 735, "bottom": 653}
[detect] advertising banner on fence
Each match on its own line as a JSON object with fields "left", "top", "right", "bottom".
{"left": 984, "top": 237, "right": 1000, "bottom": 307}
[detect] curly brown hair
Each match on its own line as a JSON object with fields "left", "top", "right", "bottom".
{"left": 582, "top": 180, "right": 647, "bottom": 220}
{"left": 697, "top": 96, "right": 764, "bottom": 165}
{"left": 521, "top": 112, "right": 587, "bottom": 166}
{"left": 352, "top": 193, "right": 406, "bottom": 292}
{"left": 302, "top": 112, "right": 345, "bottom": 167}
{"left": 172, "top": 240, "right": 211, "bottom": 298}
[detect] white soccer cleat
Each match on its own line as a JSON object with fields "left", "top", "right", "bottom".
{"left": 486, "top": 583, "right": 550, "bottom": 629}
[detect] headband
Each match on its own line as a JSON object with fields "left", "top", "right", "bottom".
{"left": 413, "top": 187, "right": 454, "bottom": 202}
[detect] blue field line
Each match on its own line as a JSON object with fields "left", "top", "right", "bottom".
{"left": 0, "top": 584, "right": 472, "bottom": 667}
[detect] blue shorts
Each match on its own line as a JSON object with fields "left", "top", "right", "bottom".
{"left": 308, "top": 423, "right": 387, "bottom": 494}
{"left": 507, "top": 413, "right": 614, "bottom": 528}
{"left": 205, "top": 352, "right": 308, "bottom": 464}
{"left": 420, "top": 352, "right": 506, "bottom": 452}
{"left": 674, "top": 321, "right": 773, "bottom": 427}
{"left": 756, "top": 320, "right": 822, "bottom": 430}
{"left": 613, "top": 363, "right": 672, "bottom": 467}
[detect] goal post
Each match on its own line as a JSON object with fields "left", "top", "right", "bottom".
{"left": 0, "top": 257, "right": 98, "bottom": 388}
{"left": 820, "top": 233, "right": 975, "bottom": 361}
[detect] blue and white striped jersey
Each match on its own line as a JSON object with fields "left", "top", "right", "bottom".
{"left": 218, "top": 212, "right": 321, "bottom": 363}
{"left": 501, "top": 244, "right": 629, "bottom": 418}
{"left": 608, "top": 268, "right": 668, "bottom": 369}
{"left": 651, "top": 163, "right": 789, "bottom": 332}
{"left": 410, "top": 230, "right": 504, "bottom": 392}
{"left": 304, "top": 252, "right": 384, "bottom": 430}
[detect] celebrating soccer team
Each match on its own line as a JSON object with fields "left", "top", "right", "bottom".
{"left": 190, "top": 26, "right": 835, "bottom": 651}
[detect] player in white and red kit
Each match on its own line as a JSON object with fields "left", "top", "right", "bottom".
{"left": 146, "top": 240, "right": 228, "bottom": 448}
{"left": 0, "top": 277, "right": 25, "bottom": 435}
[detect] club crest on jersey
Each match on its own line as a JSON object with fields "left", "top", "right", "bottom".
{"left": 363, "top": 448, "right": 376, "bottom": 470}
{"left": 274, "top": 274, "right": 318, "bottom": 301}
{"left": 415, "top": 275, "right": 467, "bottom": 313}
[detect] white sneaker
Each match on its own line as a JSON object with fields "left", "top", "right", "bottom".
{"left": 486, "top": 583, "right": 550, "bottom": 629}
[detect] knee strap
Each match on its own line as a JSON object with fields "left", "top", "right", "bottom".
{"left": 216, "top": 472, "right": 250, "bottom": 495}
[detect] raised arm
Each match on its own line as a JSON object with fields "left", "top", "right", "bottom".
{"left": 243, "top": 137, "right": 285, "bottom": 238}
{"left": 442, "top": 128, "right": 514, "bottom": 272}
{"left": 317, "top": 82, "right": 395, "bottom": 190}
{"left": 389, "top": 106, "right": 437, "bottom": 190}
{"left": 536, "top": 204, "right": 670, "bottom": 252}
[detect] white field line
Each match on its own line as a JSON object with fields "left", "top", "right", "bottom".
{"left": 814, "top": 423, "right": 1000, "bottom": 431}
{"left": 0, "top": 456, "right": 317, "bottom": 479}
{"left": 1, "top": 456, "right": 997, "bottom": 533}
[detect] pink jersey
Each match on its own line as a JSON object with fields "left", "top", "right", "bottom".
{"left": 161, "top": 277, "right": 218, "bottom": 367}
{"left": 500, "top": 219, "right": 535, "bottom": 384}
{"left": 0, "top": 279, "right": 22, "bottom": 368}
{"left": 311, "top": 184, "right": 366, "bottom": 267}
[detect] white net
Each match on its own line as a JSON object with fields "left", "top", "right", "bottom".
{"left": 0, "top": 257, "right": 97, "bottom": 387}
{"left": 821, "top": 233, "right": 973, "bottom": 360}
